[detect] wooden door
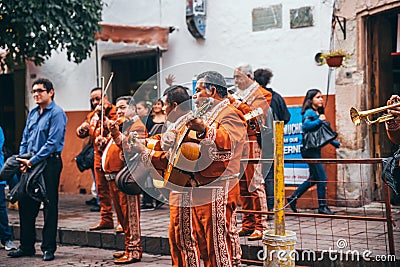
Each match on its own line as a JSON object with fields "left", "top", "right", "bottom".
{"left": 370, "top": 15, "right": 393, "bottom": 159}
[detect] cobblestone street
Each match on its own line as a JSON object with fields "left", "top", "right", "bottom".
{"left": 3, "top": 193, "right": 399, "bottom": 266}
{"left": 0, "top": 242, "right": 172, "bottom": 267}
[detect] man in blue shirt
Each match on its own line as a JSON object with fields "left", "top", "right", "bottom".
{"left": 8, "top": 78, "right": 67, "bottom": 261}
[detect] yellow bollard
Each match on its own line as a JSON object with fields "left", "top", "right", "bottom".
{"left": 263, "top": 121, "right": 297, "bottom": 267}
{"left": 274, "top": 121, "right": 285, "bottom": 236}
{"left": 263, "top": 230, "right": 297, "bottom": 267}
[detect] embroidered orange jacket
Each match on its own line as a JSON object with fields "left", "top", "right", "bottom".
{"left": 142, "top": 101, "right": 247, "bottom": 185}
{"left": 76, "top": 103, "right": 117, "bottom": 169}
{"left": 103, "top": 117, "right": 148, "bottom": 173}
{"left": 194, "top": 103, "right": 247, "bottom": 183}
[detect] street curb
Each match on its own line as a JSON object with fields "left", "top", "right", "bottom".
{"left": 10, "top": 225, "right": 263, "bottom": 260}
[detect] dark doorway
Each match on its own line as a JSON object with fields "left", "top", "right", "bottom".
{"left": 106, "top": 51, "right": 160, "bottom": 104}
{"left": 367, "top": 9, "right": 400, "bottom": 202}
{"left": 367, "top": 9, "right": 400, "bottom": 159}
{"left": 0, "top": 69, "right": 26, "bottom": 156}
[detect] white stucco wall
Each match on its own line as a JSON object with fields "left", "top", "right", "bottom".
{"left": 27, "top": 0, "right": 336, "bottom": 111}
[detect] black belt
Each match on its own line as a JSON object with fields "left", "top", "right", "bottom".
{"left": 49, "top": 152, "right": 61, "bottom": 158}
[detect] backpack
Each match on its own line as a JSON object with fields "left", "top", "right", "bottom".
{"left": 75, "top": 142, "right": 94, "bottom": 172}
{"left": 382, "top": 147, "right": 400, "bottom": 195}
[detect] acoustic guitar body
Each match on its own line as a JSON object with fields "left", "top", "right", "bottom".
{"left": 160, "top": 142, "right": 200, "bottom": 188}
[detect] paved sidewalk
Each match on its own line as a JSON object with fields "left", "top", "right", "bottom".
{"left": 5, "top": 193, "right": 400, "bottom": 266}
{"left": 5, "top": 194, "right": 261, "bottom": 266}
{"left": 0, "top": 243, "right": 172, "bottom": 267}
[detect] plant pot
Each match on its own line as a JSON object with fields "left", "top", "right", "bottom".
{"left": 326, "top": 56, "right": 344, "bottom": 67}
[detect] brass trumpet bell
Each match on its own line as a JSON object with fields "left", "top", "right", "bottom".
{"left": 350, "top": 107, "right": 362, "bottom": 125}
{"left": 350, "top": 102, "right": 400, "bottom": 125}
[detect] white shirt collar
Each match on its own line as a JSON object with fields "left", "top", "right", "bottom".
{"left": 236, "top": 81, "right": 258, "bottom": 99}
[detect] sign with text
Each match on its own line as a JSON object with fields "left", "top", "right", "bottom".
{"left": 284, "top": 106, "right": 309, "bottom": 185}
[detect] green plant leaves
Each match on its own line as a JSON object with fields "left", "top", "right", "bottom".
{"left": 0, "top": 0, "right": 103, "bottom": 70}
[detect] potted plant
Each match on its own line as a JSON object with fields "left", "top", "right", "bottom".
{"left": 321, "top": 49, "right": 351, "bottom": 67}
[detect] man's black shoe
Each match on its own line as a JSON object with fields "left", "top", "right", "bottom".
{"left": 90, "top": 205, "right": 100, "bottom": 212}
{"left": 8, "top": 248, "right": 34, "bottom": 258}
{"left": 85, "top": 197, "right": 98, "bottom": 206}
{"left": 43, "top": 251, "right": 55, "bottom": 261}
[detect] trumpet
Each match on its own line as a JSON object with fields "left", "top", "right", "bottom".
{"left": 350, "top": 102, "right": 400, "bottom": 125}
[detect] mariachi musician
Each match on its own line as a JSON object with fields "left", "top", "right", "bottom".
{"left": 93, "top": 96, "right": 147, "bottom": 263}
{"left": 132, "top": 71, "right": 247, "bottom": 266}
{"left": 76, "top": 87, "right": 117, "bottom": 231}
{"left": 130, "top": 85, "right": 200, "bottom": 267}
{"left": 231, "top": 64, "right": 272, "bottom": 241}
{"left": 186, "top": 71, "right": 247, "bottom": 266}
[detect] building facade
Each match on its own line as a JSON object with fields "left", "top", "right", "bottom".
{"left": 3, "top": 0, "right": 396, "bottom": 205}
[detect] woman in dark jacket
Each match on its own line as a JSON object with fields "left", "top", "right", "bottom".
{"left": 287, "top": 89, "right": 340, "bottom": 215}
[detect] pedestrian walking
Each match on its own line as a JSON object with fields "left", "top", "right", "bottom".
{"left": 287, "top": 89, "right": 339, "bottom": 215}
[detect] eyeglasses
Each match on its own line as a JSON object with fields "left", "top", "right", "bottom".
{"left": 90, "top": 97, "right": 101, "bottom": 102}
{"left": 30, "top": 89, "right": 47, "bottom": 94}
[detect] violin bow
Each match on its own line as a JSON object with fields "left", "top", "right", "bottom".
{"left": 100, "top": 72, "right": 115, "bottom": 136}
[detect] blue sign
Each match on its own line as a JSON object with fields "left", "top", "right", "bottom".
{"left": 284, "top": 106, "right": 309, "bottom": 185}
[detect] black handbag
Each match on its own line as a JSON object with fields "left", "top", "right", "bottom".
{"left": 302, "top": 121, "right": 338, "bottom": 150}
{"left": 382, "top": 147, "right": 400, "bottom": 195}
{"left": 75, "top": 142, "right": 94, "bottom": 172}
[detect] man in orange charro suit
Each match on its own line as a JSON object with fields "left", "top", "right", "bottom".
{"left": 135, "top": 71, "right": 247, "bottom": 266}
{"left": 231, "top": 64, "right": 273, "bottom": 241}
{"left": 96, "top": 96, "right": 147, "bottom": 264}
{"left": 131, "top": 85, "right": 201, "bottom": 267}
{"left": 187, "top": 71, "right": 247, "bottom": 266}
{"left": 76, "top": 88, "right": 117, "bottom": 231}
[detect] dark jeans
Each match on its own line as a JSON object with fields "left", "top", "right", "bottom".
{"left": 8, "top": 174, "right": 19, "bottom": 190}
{"left": 19, "top": 155, "right": 62, "bottom": 254}
{"left": 293, "top": 148, "right": 328, "bottom": 207}
{"left": 264, "top": 164, "right": 274, "bottom": 211}
{"left": 0, "top": 184, "right": 12, "bottom": 243}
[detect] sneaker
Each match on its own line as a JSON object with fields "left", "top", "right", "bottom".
{"left": 4, "top": 240, "right": 17, "bottom": 251}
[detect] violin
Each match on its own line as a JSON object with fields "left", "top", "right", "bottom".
{"left": 115, "top": 116, "right": 126, "bottom": 126}
{"left": 108, "top": 116, "right": 126, "bottom": 134}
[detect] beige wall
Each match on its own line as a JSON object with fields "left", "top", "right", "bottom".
{"left": 329, "top": 0, "right": 400, "bottom": 204}
{"left": 59, "top": 111, "right": 93, "bottom": 194}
